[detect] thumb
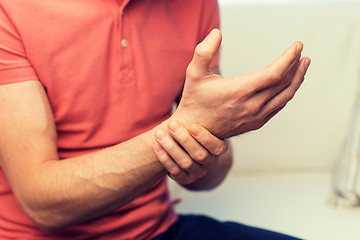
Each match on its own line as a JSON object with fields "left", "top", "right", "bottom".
{"left": 186, "top": 28, "right": 222, "bottom": 80}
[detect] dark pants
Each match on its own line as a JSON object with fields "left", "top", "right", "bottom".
{"left": 153, "top": 214, "right": 302, "bottom": 240}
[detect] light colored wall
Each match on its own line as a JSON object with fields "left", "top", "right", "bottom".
{"left": 219, "top": 2, "right": 360, "bottom": 171}
{"left": 170, "top": 4, "right": 360, "bottom": 239}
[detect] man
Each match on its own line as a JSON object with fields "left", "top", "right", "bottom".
{"left": 0, "top": 0, "right": 309, "bottom": 239}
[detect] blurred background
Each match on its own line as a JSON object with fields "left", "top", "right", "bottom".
{"left": 169, "top": 0, "right": 360, "bottom": 239}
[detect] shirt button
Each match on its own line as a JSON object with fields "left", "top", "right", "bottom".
{"left": 121, "top": 39, "right": 128, "bottom": 48}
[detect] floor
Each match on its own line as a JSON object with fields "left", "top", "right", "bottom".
{"left": 169, "top": 169, "right": 360, "bottom": 240}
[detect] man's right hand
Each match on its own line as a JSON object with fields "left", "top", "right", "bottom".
{"left": 172, "top": 29, "right": 310, "bottom": 139}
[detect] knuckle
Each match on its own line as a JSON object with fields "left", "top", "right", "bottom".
{"left": 246, "top": 100, "right": 264, "bottom": 117}
{"left": 194, "top": 150, "right": 209, "bottom": 162}
{"left": 182, "top": 160, "right": 194, "bottom": 171}
{"left": 178, "top": 133, "right": 191, "bottom": 145}
{"left": 156, "top": 153, "right": 170, "bottom": 165}
{"left": 210, "top": 148, "right": 221, "bottom": 157}
{"left": 268, "top": 70, "right": 282, "bottom": 82}
{"left": 166, "top": 144, "right": 177, "bottom": 153}
{"left": 244, "top": 105, "right": 259, "bottom": 117}
{"left": 213, "top": 144, "right": 228, "bottom": 156}
{"left": 186, "top": 64, "right": 198, "bottom": 79}
{"left": 157, "top": 155, "right": 167, "bottom": 164}
{"left": 254, "top": 101, "right": 263, "bottom": 112}
{"left": 234, "top": 86, "right": 251, "bottom": 100}
{"left": 284, "top": 91, "right": 295, "bottom": 102}
{"left": 168, "top": 166, "right": 181, "bottom": 176}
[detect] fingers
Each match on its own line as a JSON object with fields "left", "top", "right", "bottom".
{"left": 154, "top": 128, "right": 207, "bottom": 184}
{"left": 244, "top": 41, "right": 304, "bottom": 93}
{"left": 186, "top": 28, "right": 222, "bottom": 80}
{"left": 235, "top": 56, "right": 310, "bottom": 133}
{"left": 189, "top": 124, "right": 228, "bottom": 157}
{"left": 268, "top": 41, "right": 303, "bottom": 79}
{"left": 153, "top": 120, "right": 228, "bottom": 185}
{"left": 167, "top": 121, "right": 220, "bottom": 168}
{"left": 153, "top": 142, "right": 197, "bottom": 185}
{"left": 264, "top": 104, "right": 286, "bottom": 124}
{"left": 250, "top": 59, "right": 302, "bottom": 108}
{"left": 261, "top": 57, "right": 310, "bottom": 117}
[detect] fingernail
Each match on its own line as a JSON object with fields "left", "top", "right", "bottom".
{"left": 296, "top": 43, "right": 303, "bottom": 55}
{"left": 304, "top": 58, "right": 311, "bottom": 70}
{"left": 208, "top": 29, "right": 219, "bottom": 42}
{"left": 168, "top": 121, "right": 181, "bottom": 133}
{"left": 155, "top": 129, "right": 166, "bottom": 141}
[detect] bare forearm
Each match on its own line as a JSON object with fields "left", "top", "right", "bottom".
{"left": 182, "top": 142, "right": 233, "bottom": 191}
{"left": 17, "top": 124, "right": 168, "bottom": 232}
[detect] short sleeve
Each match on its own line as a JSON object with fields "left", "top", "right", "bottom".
{"left": 0, "top": 5, "right": 38, "bottom": 84}
{"left": 198, "top": 0, "right": 221, "bottom": 68}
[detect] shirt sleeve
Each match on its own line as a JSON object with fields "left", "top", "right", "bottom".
{"left": 198, "top": 0, "right": 221, "bottom": 68}
{"left": 0, "top": 5, "right": 38, "bottom": 84}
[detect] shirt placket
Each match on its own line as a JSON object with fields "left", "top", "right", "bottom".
{"left": 119, "top": 4, "right": 134, "bottom": 83}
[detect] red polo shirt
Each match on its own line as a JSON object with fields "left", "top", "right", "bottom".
{"left": 0, "top": 0, "right": 220, "bottom": 239}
